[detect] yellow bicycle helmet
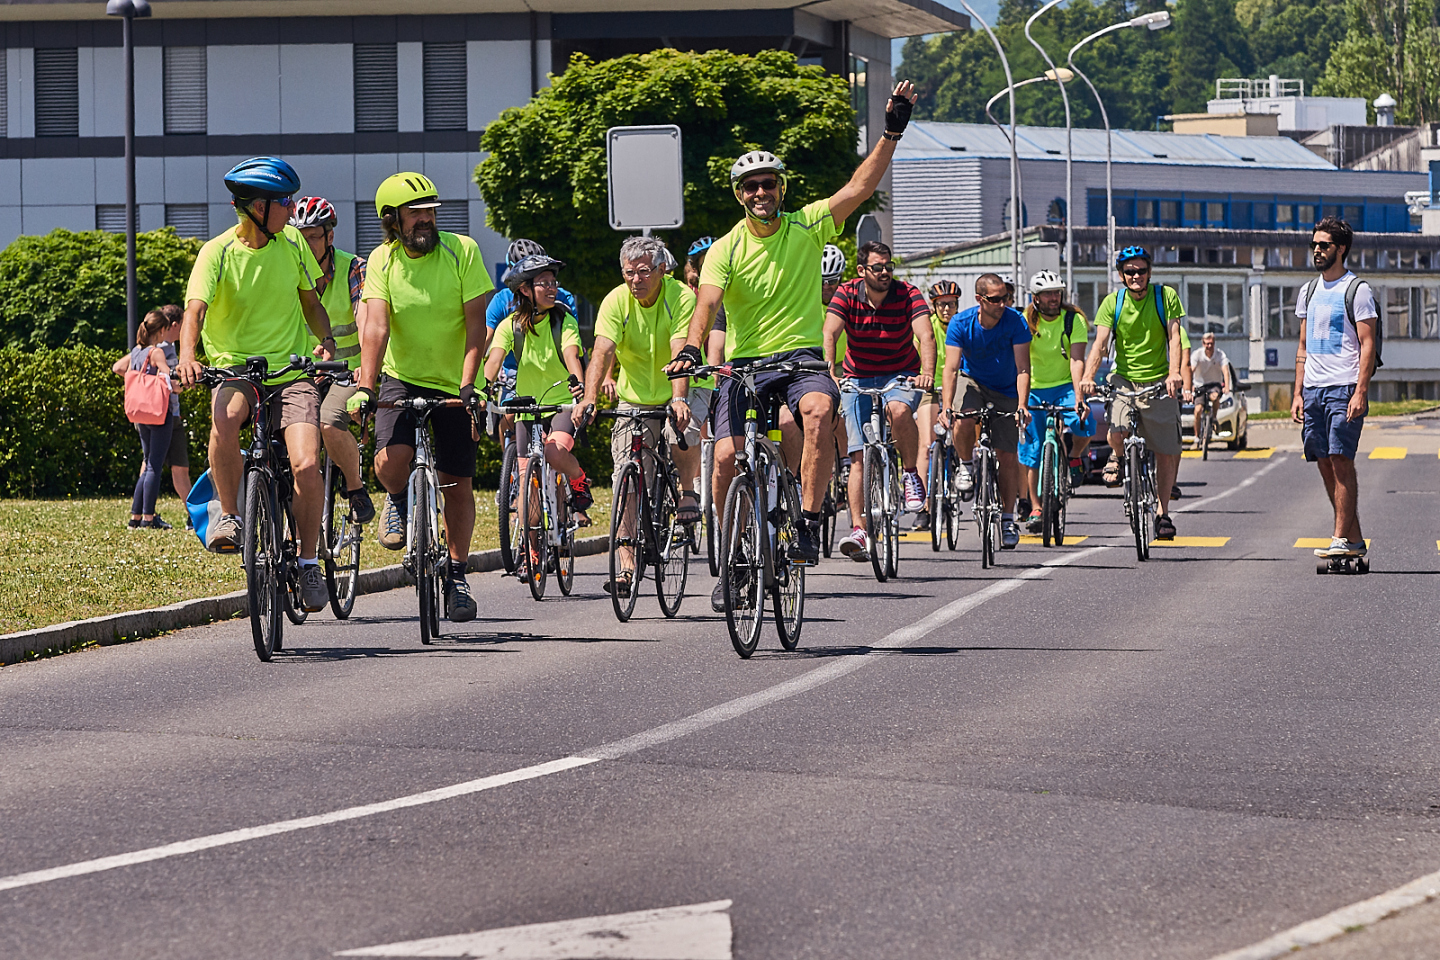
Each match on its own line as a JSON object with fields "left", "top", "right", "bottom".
{"left": 374, "top": 172, "right": 441, "bottom": 220}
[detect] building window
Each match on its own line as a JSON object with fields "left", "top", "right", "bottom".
{"left": 1046, "top": 197, "right": 1066, "bottom": 226}
{"left": 1420, "top": 288, "right": 1439, "bottom": 339}
{"left": 434, "top": 200, "right": 470, "bottom": 237}
{"left": 96, "top": 204, "right": 131, "bottom": 232}
{"left": 356, "top": 203, "right": 386, "bottom": 255}
{"left": 34, "top": 48, "right": 79, "bottom": 138}
{"left": 1275, "top": 204, "right": 1293, "bottom": 228}
{"left": 1207, "top": 201, "right": 1225, "bottom": 226}
{"left": 1076, "top": 281, "right": 1097, "bottom": 320}
{"left": 1266, "top": 285, "right": 1300, "bottom": 339}
{"left": 1137, "top": 199, "right": 1156, "bottom": 227}
{"left": 165, "top": 204, "right": 209, "bottom": 239}
{"left": 0, "top": 49, "right": 7, "bottom": 137}
{"left": 1159, "top": 200, "right": 1179, "bottom": 227}
{"left": 1183, "top": 201, "right": 1200, "bottom": 224}
{"left": 163, "top": 47, "right": 207, "bottom": 135}
{"left": 1382, "top": 286, "right": 1411, "bottom": 339}
{"left": 1188, "top": 281, "right": 1243, "bottom": 336}
{"left": 422, "top": 42, "right": 467, "bottom": 132}
{"left": 1297, "top": 204, "right": 1315, "bottom": 227}
{"left": 354, "top": 43, "right": 398, "bottom": 133}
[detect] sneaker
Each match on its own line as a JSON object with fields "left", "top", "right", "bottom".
{"left": 348, "top": 487, "right": 376, "bottom": 525}
{"left": 788, "top": 519, "right": 821, "bottom": 564}
{"left": 1347, "top": 539, "right": 1368, "bottom": 557}
{"left": 1069, "top": 458, "right": 1085, "bottom": 487}
{"left": 378, "top": 493, "right": 407, "bottom": 550}
{"left": 445, "top": 574, "right": 477, "bottom": 622}
{"left": 127, "top": 517, "right": 142, "bottom": 530}
{"left": 914, "top": 509, "right": 930, "bottom": 531}
{"left": 1313, "top": 536, "right": 1349, "bottom": 558}
{"left": 1001, "top": 519, "right": 1020, "bottom": 549}
{"left": 956, "top": 460, "right": 974, "bottom": 496}
{"left": 568, "top": 474, "right": 594, "bottom": 512}
{"left": 207, "top": 513, "right": 242, "bottom": 553}
{"left": 144, "top": 515, "right": 174, "bottom": 530}
{"left": 300, "top": 564, "right": 328, "bottom": 612}
{"left": 184, "top": 516, "right": 195, "bottom": 532}
{"left": 1170, "top": 485, "right": 1183, "bottom": 502}
{"left": 838, "top": 526, "right": 870, "bottom": 562}
{"left": 1016, "top": 497, "right": 1032, "bottom": 519}
{"left": 1025, "top": 510, "right": 1043, "bottom": 534}
{"left": 1154, "top": 514, "right": 1176, "bottom": 541}
{"left": 902, "top": 470, "right": 926, "bottom": 512}
{"left": 711, "top": 579, "right": 728, "bottom": 613}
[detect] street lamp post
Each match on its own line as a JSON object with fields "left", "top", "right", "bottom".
{"left": 1067, "top": 10, "right": 1171, "bottom": 287}
{"left": 1024, "top": 0, "right": 1074, "bottom": 298}
{"left": 956, "top": 0, "right": 1019, "bottom": 289}
{"left": 983, "top": 68, "right": 1073, "bottom": 269}
{"left": 106, "top": 0, "right": 151, "bottom": 348}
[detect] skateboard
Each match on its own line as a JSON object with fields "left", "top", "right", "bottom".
{"left": 1317, "top": 555, "right": 1369, "bottom": 575}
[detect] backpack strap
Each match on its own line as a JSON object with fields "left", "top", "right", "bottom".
{"left": 512, "top": 308, "right": 570, "bottom": 366}
{"left": 1061, "top": 309, "right": 1075, "bottom": 355}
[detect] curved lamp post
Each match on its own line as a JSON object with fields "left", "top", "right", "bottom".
{"left": 956, "top": 0, "right": 1020, "bottom": 288}
{"left": 1067, "top": 10, "right": 1171, "bottom": 285}
{"left": 983, "top": 68, "right": 1073, "bottom": 260}
{"left": 106, "top": 0, "right": 152, "bottom": 347}
{"left": 1024, "top": 0, "right": 1074, "bottom": 298}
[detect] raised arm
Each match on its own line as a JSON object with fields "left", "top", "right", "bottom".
{"left": 828, "top": 81, "right": 917, "bottom": 226}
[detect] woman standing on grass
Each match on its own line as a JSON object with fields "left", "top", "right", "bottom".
{"left": 112, "top": 310, "right": 177, "bottom": 530}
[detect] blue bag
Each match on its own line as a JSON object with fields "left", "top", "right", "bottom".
{"left": 186, "top": 469, "right": 224, "bottom": 550}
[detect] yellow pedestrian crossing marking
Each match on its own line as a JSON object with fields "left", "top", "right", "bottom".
{"left": 1233, "top": 448, "right": 1275, "bottom": 459}
{"left": 898, "top": 532, "right": 930, "bottom": 542}
{"left": 1295, "top": 538, "right": 1371, "bottom": 548}
{"left": 1181, "top": 450, "right": 1203, "bottom": 459}
{"left": 1149, "top": 536, "right": 1230, "bottom": 547}
{"left": 1018, "top": 535, "right": 1090, "bottom": 545}
{"left": 1369, "top": 447, "right": 1407, "bottom": 459}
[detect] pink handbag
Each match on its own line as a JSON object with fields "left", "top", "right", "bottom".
{"left": 124, "top": 362, "right": 172, "bottom": 425}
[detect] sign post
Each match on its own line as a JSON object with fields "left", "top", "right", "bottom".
{"left": 607, "top": 125, "right": 685, "bottom": 234}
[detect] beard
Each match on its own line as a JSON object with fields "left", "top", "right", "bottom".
{"left": 402, "top": 220, "right": 439, "bottom": 255}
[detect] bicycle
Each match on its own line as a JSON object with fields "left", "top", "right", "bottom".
{"left": 840, "top": 377, "right": 913, "bottom": 582}
{"left": 820, "top": 440, "right": 844, "bottom": 559}
{"left": 496, "top": 432, "right": 521, "bottom": 575}
{"left": 497, "top": 397, "right": 578, "bottom": 601}
{"left": 376, "top": 394, "right": 474, "bottom": 644}
{"left": 598, "top": 408, "right": 691, "bottom": 622}
{"left": 1190, "top": 380, "right": 1223, "bottom": 459}
{"left": 674, "top": 357, "right": 818, "bottom": 659}
{"left": 1099, "top": 381, "right": 1166, "bottom": 562}
{"left": 700, "top": 433, "right": 719, "bottom": 577}
{"left": 1028, "top": 398, "right": 1086, "bottom": 548}
{"left": 926, "top": 418, "right": 963, "bottom": 553}
{"left": 953, "top": 404, "right": 1005, "bottom": 569}
{"left": 319, "top": 372, "right": 364, "bottom": 620}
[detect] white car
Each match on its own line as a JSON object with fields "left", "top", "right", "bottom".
{"left": 1182, "top": 362, "right": 1249, "bottom": 451}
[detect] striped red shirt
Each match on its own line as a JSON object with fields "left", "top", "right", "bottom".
{"left": 828, "top": 278, "right": 930, "bottom": 376}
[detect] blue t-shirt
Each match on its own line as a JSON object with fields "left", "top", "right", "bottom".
{"left": 946, "top": 306, "right": 1032, "bottom": 397}
{"left": 486, "top": 285, "right": 579, "bottom": 371}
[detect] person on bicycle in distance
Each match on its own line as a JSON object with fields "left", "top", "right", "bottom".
{"left": 487, "top": 240, "right": 584, "bottom": 430}
{"left": 915, "top": 280, "right": 960, "bottom": 514}
{"left": 1190, "top": 331, "right": 1231, "bottom": 443}
{"left": 289, "top": 196, "right": 375, "bottom": 527}
{"left": 350, "top": 173, "right": 493, "bottom": 622}
{"left": 824, "top": 240, "right": 933, "bottom": 561}
{"left": 576, "top": 237, "right": 703, "bottom": 596}
{"left": 483, "top": 254, "right": 593, "bottom": 521}
{"left": 176, "top": 157, "right": 335, "bottom": 611}
{"left": 1018, "top": 270, "right": 1093, "bottom": 533}
{"left": 667, "top": 80, "right": 919, "bottom": 583}
{"left": 1080, "top": 245, "right": 1186, "bottom": 540}
{"left": 939, "top": 273, "right": 1032, "bottom": 550}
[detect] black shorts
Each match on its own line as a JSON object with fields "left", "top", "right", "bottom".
{"left": 165, "top": 412, "right": 189, "bottom": 468}
{"left": 712, "top": 347, "right": 839, "bottom": 440}
{"left": 374, "top": 376, "right": 478, "bottom": 479}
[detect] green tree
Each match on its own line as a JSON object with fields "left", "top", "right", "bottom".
{"left": 1320, "top": 0, "right": 1440, "bottom": 123}
{"left": 0, "top": 228, "right": 203, "bottom": 350}
{"left": 1239, "top": 0, "right": 1346, "bottom": 91}
{"left": 475, "top": 48, "right": 870, "bottom": 308}
{"left": 1165, "top": 0, "right": 1253, "bottom": 114}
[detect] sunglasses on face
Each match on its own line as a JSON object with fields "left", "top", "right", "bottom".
{"left": 978, "top": 293, "right": 1007, "bottom": 305}
{"left": 864, "top": 263, "right": 896, "bottom": 274}
{"left": 1122, "top": 267, "right": 1150, "bottom": 278}
{"left": 740, "top": 178, "right": 779, "bottom": 196}
{"left": 1310, "top": 240, "right": 1336, "bottom": 251}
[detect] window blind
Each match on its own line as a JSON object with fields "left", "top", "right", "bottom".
{"left": 435, "top": 200, "right": 469, "bottom": 237}
{"left": 355, "top": 204, "right": 387, "bottom": 255}
{"left": 164, "top": 46, "right": 207, "bottom": 135}
{"left": 423, "top": 42, "right": 466, "bottom": 132}
{"left": 354, "top": 43, "right": 398, "bottom": 133}
{"left": 165, "top": 204, "right": 210, "bottom": 239}
{"left": 0, "top": 50, "right": 8, "bottom": 138}
{"left": 34, "top": 48, "right": 79, "bottom": 138}
{"left": 96, "top": 204, "right": 132, "bottom": 232}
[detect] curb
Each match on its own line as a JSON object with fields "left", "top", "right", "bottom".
{"left": 0, "top": 534, "right": 610, "bottom": 666}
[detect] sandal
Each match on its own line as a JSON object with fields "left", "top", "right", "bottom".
{"left": 603, "top": 570, "right": 634, "bottom": 597}
{"left": 1154, "top": 514, "right": 1176, "bottom": 540}
{"left": 1102, "top": 455, "right": 1122, "bottom": 488}
{"left": 676, "top": 492, "right": 702, "bottom": 524}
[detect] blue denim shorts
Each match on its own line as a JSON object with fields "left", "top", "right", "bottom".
{"left": 1018, "top": 384, "right": 1095, "bottom": 469}
{"left": 840, "top": 374, "right": 922, "bottom": 454}
{"left": 1302, "top": 384, "right": 1364, "bottom": 461}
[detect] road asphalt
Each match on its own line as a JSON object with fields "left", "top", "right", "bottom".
{"left": 3, "top": 415, "right": 1440, "bottom": 960}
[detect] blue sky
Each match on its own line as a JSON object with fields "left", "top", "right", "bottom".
{"left": 892, "top": 0, "right": 998, "bottom": 71}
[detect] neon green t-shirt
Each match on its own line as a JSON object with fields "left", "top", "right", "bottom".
{"left": 363, "top": 232, "right": 494, "bottom": 394}
{"left": 699, "top": 198, "right": 839, "bottom": 358}
{"left": 1096, "top": 284, "right": 1184, "bottom": 383}
{"left": 1028, "top": 309, "right": 1089, "bottom": 390}
{"left": 317, "top": 249, "right": 364, "bottom": 371}
{"left": 914, "top": 312, "right": 947, "bottom": 379}
{"left": 491, "top": 310, "right": 583, "bottom": 408}
{"left": 185, "top": 224, "right": 321, "bottom": 384}
{"left": 595, "top": 276, "right": 693, "bottom": 407}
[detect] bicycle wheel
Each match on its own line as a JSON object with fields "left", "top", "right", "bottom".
{"left": 413, "top": 472, "right": 438, "bottom": 644}
{"left": 884, "top": 451, "right": 901, "bottom": 580}
{"left": 976, "top": 452, "right": 993, "bottom": 569}
{"left": 1040, "top": 441, "right": 1058, "bottom": 549}
{"left": 243, "top": 469, "right": 283, "bottom": 661}
{"left": 771, "top": 465, "right": 805, "bottom": 651}
{"left": 653, "top": 471, "right": 690, "bottom": 619}
{"left": 821, "top": 450, "right": 842, "bottom": 558}
{"left": 721, "top": 478, "right": 765, "bottom": 658}
{"left": 522, "top": 459, "right": 548, "bottom": 600}
{"left": 1053, "top": 440, "right": 1069, "bottom": 548}
{"left": 323, "top": 458, "right": 360, "bottom": 620}
{"left": 927, "top": 441, "right": 943, "bottom": 553}
{"left": 607, "top": 463, "right": 643, "bottom": 622}
{"left": 945, "top": 449, "right": 961, "bottom": 552}
{"left": 1140, "top": 452, "right": 1157, "bottom": 560}
{"left": 497, "top": 439, "right": 520, "bottom": 574}
{"left": 702, "top": 440, "right": 720, "bottom": 577}
{"left": 1127, "top": 444, "right": 1149, "bottom": 562}
{"left": 862, "top": 446, "right": 888, "bottom": 583}
{"left": 1198, "top": 407, "right": 1212, "bottom": 461}
{"left": 555, "top": 476, "right": 575, "bottom": 597}
{"left": 281, "top": 502, "right": 307, "bottom": 627}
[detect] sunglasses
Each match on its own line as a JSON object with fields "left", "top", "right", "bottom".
{"left": 1309, "top": 240, "right": 1336, "bottom": 251}
{"left": 739, "top": 178, "right": 779, "bottom": 196}
{"left": 978, "top": 293, "right": 1007, "bottom": 305}
{"left": 1122, "top": 267, "right": 1150, "bottom": 277}
{"left": 864, "top": 263, "right": 896, "bottom": 274}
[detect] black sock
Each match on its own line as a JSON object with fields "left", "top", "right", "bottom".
{"left": 801, "top": 510, "right": 821, "bottom": 525}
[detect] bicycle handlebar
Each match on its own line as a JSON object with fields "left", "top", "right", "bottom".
{"left": 376, "top": 397, "right": 467, "bottom": 411}
{"left": 839, "top": 376, "right": 916, "bottom": 396}
{"left": 667, "top": 356, "right": 831, "bottom": 381}
{"left": 592, "top": 407, "right": 689, "bottom": 450}
{"left": 1096, "top": 381, "right": 1168, "bottom": 402}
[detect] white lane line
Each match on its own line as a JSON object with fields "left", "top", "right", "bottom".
{"left": 1174, "top": 456, "right": 1287, "bottom": 514}
{"left": 1206, "top": 871, "right": 1440, "bottom": 960}
{"left": 0, "top": 547, "right": 1104, "bottom": 894}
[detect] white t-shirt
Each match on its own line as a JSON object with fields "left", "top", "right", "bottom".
{"left": 1295, "top": 271, "right": 1378, "bottom": 389}
{"left": 1190, "top": 346, "right": 1229, "bottom": 388}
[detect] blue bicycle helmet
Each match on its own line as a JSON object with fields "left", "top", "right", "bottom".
{"left": 1114, "top": 245, "right": 1151, "bottom": 269}
{"left": 687, "top": 236, "right": 715, "bottom": 257}
{"left": 224, "top": 157, "right": 301, "bottom": 201}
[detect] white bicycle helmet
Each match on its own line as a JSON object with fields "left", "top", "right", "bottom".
{"left": 506, "top": 238, "right": 546, "bottom": 266}
{"left": 729, "top": 150, "right": 786, "bottom": 185}
{"left": 1029, "top": 270, "right": 1065, "bottom": 294}
{"left": 821, "top": 244, "right": 846, "bottom": 282}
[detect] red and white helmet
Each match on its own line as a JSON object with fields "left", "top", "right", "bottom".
{"left": 289, "top": 196, "right": 337, "bottom": 230}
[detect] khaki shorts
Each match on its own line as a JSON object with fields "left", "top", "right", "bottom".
{"left": 215, "top": 377, "right": 320, "bottom": 433}
{"left": 319, "top": 379, "right": 360, "bottom": 430}
{"left": 953, "top": 375, "right": 1019, "bottom": 452}
{"left": 609, "top": 393, "right": 707, "bottom": 486}
{"left": 1108, "top": 375, "right": 1182, "bottom": 456}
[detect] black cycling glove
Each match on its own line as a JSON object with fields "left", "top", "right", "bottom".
{"left": 345, "top": 385, "right": 376, "bottom": 417}
{"left": 459, "top": 382, "right": 480, "bottom": 409}
{"left": 672, "top": 344, "right": 703, "bottom": 370}
{"left": 884, "top": 93, "right": 913, "bottom": 137}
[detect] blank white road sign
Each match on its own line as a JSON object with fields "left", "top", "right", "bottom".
{"left": 607, "top": 124, "right": 685, "bottom": 231}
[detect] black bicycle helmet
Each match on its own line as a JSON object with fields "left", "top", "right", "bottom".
{"left": 506, "top": 238, "right": 547, "bottom": 266}
{"left": 502, "top": 254, "right": 565, "bottom": 291}
{"left": 929, "top": 280, "right": 961, "bottom": 299}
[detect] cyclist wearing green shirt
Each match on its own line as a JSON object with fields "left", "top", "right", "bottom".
{"left": 177, "top": 157, "right": 335, "bottom": 612}
{"left": 289, "top": 196, "right": 375, "bottom": 526}
{"left": 351, "top": 173, "right": 493, "bottom": 622}
{"left": 668, "top": 80, "right": 919, "bottom": 582}
{"left": 1080, "top": 245, "right": 1185, "bottom": 539}
{"left": 914, "top": 279, "right": 959, "bottom": 517}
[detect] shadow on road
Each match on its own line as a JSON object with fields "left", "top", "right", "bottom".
{"left": 754, "top": 642, "right": 1162, "bottom": 659}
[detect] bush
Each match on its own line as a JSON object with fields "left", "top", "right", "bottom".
{"left": 0, "top": 228, "right": 204, "bottom": 350}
